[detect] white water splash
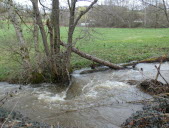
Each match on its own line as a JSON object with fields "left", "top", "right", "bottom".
{"left": 38, "top": 91, "right": 65, "bottom": 102}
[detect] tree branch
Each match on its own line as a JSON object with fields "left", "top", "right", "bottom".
{"left": 141, "top": 0, "right": 169, "bottom": 25}
{"left": 141, "top": 0, "right": 168, "bottom": 10}
{"left": 162, "top": 0, "right": 169, "bottom": 24}
{"left": 39, "top": 0, "right": 51, "bottom": 10}
{"left": 73, "top": 0, "right": 98, "bottom": 27}
{"left": 67, "top": 0, "right": 71, "bottom": 10}
{"left": 155, "top": 64, "right": 169, "bottom": 85}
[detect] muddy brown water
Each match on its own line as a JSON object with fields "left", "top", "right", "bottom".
{"left": 0, "top": 62, "right": 169, "bottom": 128}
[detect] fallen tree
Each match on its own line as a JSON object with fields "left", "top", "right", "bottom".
{"left": 121, "top": 55, "right": 169, "bottom": 67}
{"left": 60, "top": 42, "right": 123, "bottom": 70}
{"left": 61, "top": 42, "right": 169, "bottom": 70}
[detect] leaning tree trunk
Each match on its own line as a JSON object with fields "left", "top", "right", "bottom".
{"left": 8, "top": 0, "right": 31, "bottom": 70}
{"left": 60, "top": 42, "right": 123, "bottom": 69}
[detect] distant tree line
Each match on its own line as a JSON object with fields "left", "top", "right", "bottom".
{"left": 76, "top": 0, "right": 169, "bottom": 28}
{"left": 0, "top": 0, "right": 169, "bottom": 28}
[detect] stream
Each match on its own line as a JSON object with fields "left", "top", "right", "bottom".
{"left": 0, "top": 62, "right": 169, "bottom": 128}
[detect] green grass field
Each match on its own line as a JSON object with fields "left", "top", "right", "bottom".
{"left": 0, "top": 22, "right": 169, "bottom": 80}
{"left": 70, "top": 28, "right": 169, "bottom": 68}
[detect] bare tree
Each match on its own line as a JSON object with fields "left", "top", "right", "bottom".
{"left": 4, "top": 0, "right": 123, "bottom": 84}
{"left": 162, "top": 0, "right": 169, "bottom": 24}
{"left": 141, "top": 0, "right": 169, "bottom": 27}
{"left": 29, "top": 0, "right": 98, "bottom": 84}
{"left": 7, "top": 0, "right": 31, "bottom": 71}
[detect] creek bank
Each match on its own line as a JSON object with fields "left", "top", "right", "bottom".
{"left": 122, "top": 96, "right": 169, "bottom": 128}
{"left": 0, "top": 108, "right": 50, "bottom": 128}
{"left": 139, "top": 79, "right": 169, "bottom": 95}
{"left": 122, "top": 79, "right": 169, "bottom": 128}
{"left": 1, "top": 55, "right": 168, "bottom": 84}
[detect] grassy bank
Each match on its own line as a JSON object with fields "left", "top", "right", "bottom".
{"left": 0, "top": 23, "right": 169, "bottom": 81}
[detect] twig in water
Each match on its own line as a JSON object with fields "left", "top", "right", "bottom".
{"left": 155, "top": 60, "right": 162, "bottom": 82}
{"left": 155, "top": 64, "right": 169, "bottom": 85}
